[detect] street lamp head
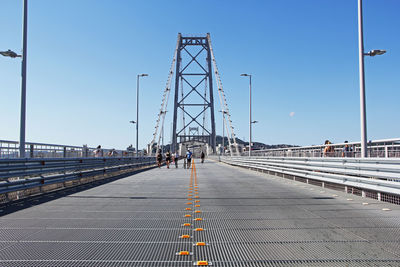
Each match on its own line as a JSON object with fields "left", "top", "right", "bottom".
{"left": 251, "top": 120, "right": 258, "bottom": 124}
{"left": 129, "top": 120, "right": 136, "bottom": 124}
{"left": 365, "top": 49, "right": 386, "bottom": 57}
{"left": 139, "top": 73, "right": 149, "bottom": 77}
{"left": 0, "top": 49, "right": 21, "bottom": 58}
{"left": 240, "top": 73, "right": 250, "bottom": 77}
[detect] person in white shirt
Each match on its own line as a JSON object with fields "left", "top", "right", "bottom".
{"left": 94, "top": 145, "right": 102, "bottom": 157}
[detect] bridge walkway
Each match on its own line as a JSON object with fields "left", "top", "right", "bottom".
{"left": 0, "top": 159, "right": 400, "bottom": 266}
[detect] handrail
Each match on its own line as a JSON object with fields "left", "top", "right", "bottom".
{"left": 245, "top": 138, "right": 400, "bottom": 158}
{"left": 0, "top": 139, "right": 141, "bottom": 158}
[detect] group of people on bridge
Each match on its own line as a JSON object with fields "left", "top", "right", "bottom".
{"left": 323, "top": 140, "right": 354, "bottom": 157}
{"left": 156, "top": 149, "right": 205, "bottom": 169}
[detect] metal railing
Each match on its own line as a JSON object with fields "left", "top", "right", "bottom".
{"left": 0, "top": 156, "right": 156, "bottom": 197}
{"left": 0, "top": 140, "right": 138, "bottom": 159}
{"left": 245, "top": 138, "right": 400, "bottom": 158}
{"left": 221, "top": 156, "right": 400, "bottom": 204}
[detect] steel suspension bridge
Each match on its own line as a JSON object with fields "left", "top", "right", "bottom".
{"left": 1, "top": 30, "right": 400, "bottom": 266}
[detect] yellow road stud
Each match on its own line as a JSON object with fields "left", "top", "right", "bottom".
{"left": 196, "top": 261, "right": 209, "bottom": 266}
{"left": 196, "top": 242, "right": 206, "bottom": 246}
{"left": 195, "top": 210, "right": 201, "bottom": 213}
{"left": 186, "top": 202, "right": 193, "bottom": 205}
{"left": 177, "top": 251, "right": 190, "bottom": 255}
{"left": 195, "top": 200, "right": 200, "bottom": 203}
{"left": 195, "top": 228, "right": 204, "bottom": 231}
{"left": 194, "top": 218, "right": 203, "bottom": 221}
{"left": 183, "top": 223, "right": 191, "bottom": 226}
{"left": 180, "top": 235, "right": 191, "bottom": 239}
{"left": 188, "top": 194, "right": 193, "bottom": 196}
{"left": 185, "top": 214, "right": 192, "bottom": 217}
{"left": 186, "top": 208, "right": 192, "bottom": 211}
{"left": 194, "top": 196, "right": 199, "bottom": 198}
{"left": 195, "top": 205, "right": 200, "bottom": 207}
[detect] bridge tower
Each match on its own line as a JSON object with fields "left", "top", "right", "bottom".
{"left": 171, "top": 34, "right": 216, "bottom": 153}
{"left": 149, "top": 33, "right": 239, "bottom": 156}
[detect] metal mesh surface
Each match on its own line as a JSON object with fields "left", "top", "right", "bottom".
{"left": 1, "top": 160, "right": 400, "bottom": 266}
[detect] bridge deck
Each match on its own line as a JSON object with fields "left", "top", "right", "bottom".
{"left": 1, "top": 160, "right": 400, "bottom": 266}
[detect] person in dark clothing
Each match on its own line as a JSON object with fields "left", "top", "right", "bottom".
{"left": 174, "top": 151, "right": 179, "bottom": 168}
{"left": 201, "top": 151, "right": 205, "bottom": 163}
{"left": 342, "top": 141, "right": 353, "bottom": 157}
{"left": 165, "top": 150, "right": 171, "bottom": 169}
{"left": 156, "top": 150, "right": 163, "bottom": 168}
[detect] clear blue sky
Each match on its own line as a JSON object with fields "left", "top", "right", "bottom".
{"left": 1, "top": 0, "right": 399, "bottom": 149}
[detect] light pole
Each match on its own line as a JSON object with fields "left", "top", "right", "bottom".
{"left": 357, "top": 0, "right": 386, "bottom": 158}
{"left": 129, "top": 120, "right": 136, "bottom": 153}
{"left": 136, "top": 73, "right": 148, "bottom": 157}
{"left": 0, "top": 0, "right": 28, "bottom": 158}
{"left": 241, "top": 74, "right": 252, "bottom": 157}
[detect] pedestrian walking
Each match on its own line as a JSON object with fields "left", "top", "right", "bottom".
{"left": 94, "top": 145, "right": 102, "bottom": 158}
{"left": 156, "top": 150, "right": 163, "bottom": 168}
{"left": 165, "top": 150, "right": 171, "bottom": 169}
{"left": 323, "top": 140, "right": 335, "bottom": 157}
{"left": 201, "top": 151, "right": 205, "bottom": 163}
{"left": 186, "top": 149, "right": 193, "bottom": 169}
{"left": 108, "top": 148, "right": 118, "bottom": 157}
{"left": 342, "top": 141, "right": 353, "bottom": 157}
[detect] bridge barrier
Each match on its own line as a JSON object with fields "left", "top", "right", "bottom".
{"left": 244, "top": 138, "right": 400, "bottom": 158}
{"left": 221, "top": 156, "right": 400, "bottom": 205}
{"left": 0, "top": 139, "right": 140, "bottom": 159}
{"left": 0, "top": 156, "right": 156, "bottom": 203}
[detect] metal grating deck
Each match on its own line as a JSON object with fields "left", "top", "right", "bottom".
{"left": 1, "top": 160, "right": 400, "bottom": 266}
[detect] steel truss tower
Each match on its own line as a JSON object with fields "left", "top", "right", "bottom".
{"left": 171, "top": 34, "right": 216, "bottom": 152}
{"left": 149, "top": 33, "right": 239, "bottom": 156}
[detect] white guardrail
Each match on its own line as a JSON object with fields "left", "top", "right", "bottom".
{"left": 242, "top": 138, "right": 400, "bottom": 158}
{"left": 0, "top": 140, "right": 139, "bottom": 159}
{"left": 221, "top": 156, "right": 400, "bottom": 205}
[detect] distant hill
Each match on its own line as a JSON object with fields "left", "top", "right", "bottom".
{"left": 152, "top": 136, "right": 297, "bottom": 153}
{"left": 216, "top": 135, "right": 297, "bottom": 150}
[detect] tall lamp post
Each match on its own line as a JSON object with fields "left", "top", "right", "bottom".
{"left": 358, "top": 0, "right": 386, "bottom": 158}
{"left": 0, "top": 0, "right": 28, "bottom": 158}
{"left": 240, "top": 74, "right": 252, "bottom": 157}
{"left": 136, "top": 73, "right": 148, "bottom": 157}
{"left": 129, "top": 120, "right": 136, "bottom": 153}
